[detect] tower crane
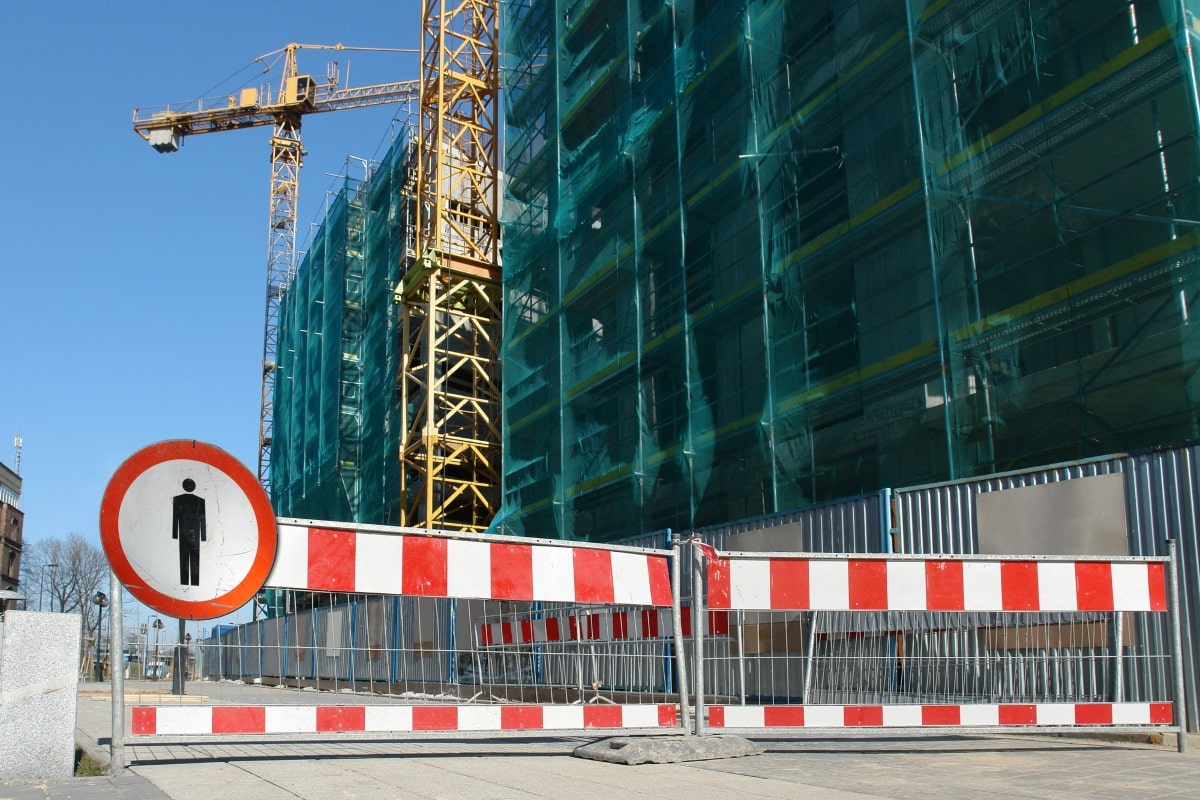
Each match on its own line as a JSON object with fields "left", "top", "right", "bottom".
{"left": 133, "top": 43, "right": 418, "bottom": 492}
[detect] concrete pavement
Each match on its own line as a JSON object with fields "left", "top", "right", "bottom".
{"left": 2, "top": 682, "right": 1198, "bottom": 799}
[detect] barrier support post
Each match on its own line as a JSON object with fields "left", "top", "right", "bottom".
{"left": 1168, "top": 539, "right": 1188, "bottom": 752}
{"left": 671, "top": 533, "right": 692, "bottom": 734}
{"left": 692, "top": 540, "right": 706, "bottom": 736}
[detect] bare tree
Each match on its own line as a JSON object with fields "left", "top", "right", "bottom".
{"left": 19, "top": 534, "right": 110, "bottom": 643}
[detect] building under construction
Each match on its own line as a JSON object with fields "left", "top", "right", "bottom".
{"left": 268, "top": 0, "right": 1200, "bottom": 544}
{"left": 497, "top": 0, "right": 1200, "bottom": 542}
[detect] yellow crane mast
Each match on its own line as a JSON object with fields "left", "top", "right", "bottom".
{"left": 396, "top": 1, "right": 502, "bottom": 532}
{"left": 133, "top": 43, "right": 419, "bottom": 493}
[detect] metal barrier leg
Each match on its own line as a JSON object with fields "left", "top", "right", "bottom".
{"left": 692, "top": 541, "right": 706, "bottom": 736}
{"left": 109, "top": 570, "right": 124, "bottom": 775}
{"left": 1168, "top": 539, "right": 1188, "bottom": 752}
{"left": 671, "top": 534, "right": 692, "bottom": 734}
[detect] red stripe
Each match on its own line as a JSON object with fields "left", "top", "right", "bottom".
{"left": 413, "top": 706, "right": 458, "bottom": 731}
{"left": 641, "top": 609, "right": 660, "bottom": 639}
{"left": 680, "top": 607, "right": 692, "bottom": 637}
{"left": 709, "top": 611, "right": 729, "bottom": 636}
{"left": 1148, "top": 563, "right": 1168, "bottom": 611}
{"left": 132, "top": 707, "right": 156, "bottom": 735}
{"left": 648, "top": 556, "right": 673, "bottom": 607}
{"left": 213, "top": 707, "right": 266, "bottom": 734}
{"left": 1001, "top": 562, "right": 1040, "bottom": 611}
{"left": 586, "top": 615, "right": 601, "bottom": 640}
{"left": 479, "top": 625, "right": 494, "bottom": 646}
{"left": 316, "top": 706, "right": 365, "bottom": 732}
{"left": 307, "top": 528, "right": 356, "bottom": 592}
{"left": 501, "top": 622, "right": 513, "bottom": 645}
{"left": 520, "top": 620, "right": 535, "bottom": 643}
{"left": 849, "top": 561, "right": 888, "bottom": 610}
{"left": 764, "top": 706, "right": 805, "bottom": 727}
{"left": 1075, "top": 703, "right": 1113, "bottom": 725}
{"left": 583, "top": 705, "right": 623, "bottom": 729}
{"left": 658, "top": 705, "right": 678, "bottom": 727}
{"left": 491, "top": 543, "right": 533, "bottom": 600}
{"left": 501, "top": 706, "right": 543, "bottom": 730}
{"left": 612, "top": 611, "right": 630, "bottom": 640}
{"left": 708, "top": 706, "right": 726, "bottom": 728}
{"left": 844, "top": 706, "right": 883, "bottom": 726}
{"left": 546, "top": 617, "right": 561, "bottom": 642}
{"left": 573, "top": 549, "right": 615, "bottom": 603}
{"left": 707, "top": 559, "right": 731, "bottom": 609}
{"left": 1075, "top": 562, "right": 1114, "bottom": 611}
{"left": 1151, "top": 702, "right": 1173, "bottom": 724}
{"left": 999, "top": 704, "right": 1037, "bottom": 725}
{"left": 921, "top": 705, "right": 960, "bottom": 726}
{"left": 402, "top": 537, "right": 448, "bottom": 596}
{"left": 770, "top": 559, "right": 809, "bottom": 610}
{"left": 925, "top": 561, "right": 964, "bottom": 610}
{"left": 568, "top": 616, "right": 579, "bottom": 641}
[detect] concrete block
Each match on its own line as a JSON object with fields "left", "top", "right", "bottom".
{"left": 0, "top": 611, "right": 83, "bottom": 780}
{"left": 573, "top": 734, "right": 762, "bottom": 765}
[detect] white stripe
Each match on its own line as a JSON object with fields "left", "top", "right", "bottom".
{"left": 804, "top": 705, "right": 844, "bottom": 728}
{"left": 532, "top": 545, "right": 576, "bottom": 602}
{"left": 1111, "top": 563, "right": 1151, "bottom": 611}
{"left": 265, "top": 706, "right": 316, "bottom": 734}
{"left": 882, "top": 705, "right": 923, "bottom": 727}
{"left": 447, "top": 538, "right": 490, "bottom": 598}
{"left": 611, "top": 551, "right": 652, "bottom": 605}
{"left": 959, "top": 704, "right": 999, "bottom": 726}
{"left": 155, "top": 707, "right": 212, "bottom": 736}
{"left": 355, "top": 532, "right": 403, "bottom": 594}
{"left": 809, "top": 561, "right": 849, "bottom": 610}
{"left": 365, "top": 705, "right": 413, "bottom": 732}
{"left": 730, "top": 559, "right": 771, "bottom": 609}
{"left": 265, "top": 524, "right": 310, "bottom": 589}
{"left": 542, "top": 706, "right": 584, "bottom": 730}
{"left": 1037, "top": 562, "right": 1077, "bottom": 611}
{"left": 962, "top": 562, "right": 1002, "bottom": 611}
{"left": 622, "top": 705, "right": 660, "bottom": 729}
{"left": 722, "top": 705, "right": 765, "bottom": 728}
{"left": 458, "top": 706, "right": 502, "bottom": 731}
{"left": 1036, "top": 704, "right": 1075, "bottom": 725}
{"left": 1111, "top": 703, "right": 1151, "bottom": 725}
{"left": 531, "top": 619, "right": 548, "bottom": 644}
{"left": 886, "top": 562, "right": 927, "bottom": 611}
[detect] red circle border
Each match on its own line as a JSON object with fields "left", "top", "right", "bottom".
{"left": 99, "top": 440, "right": 276, "bottom": 620}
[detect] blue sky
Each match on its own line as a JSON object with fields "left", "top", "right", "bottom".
{"left": 1, "top": 1, "right": 421, "bottom": 559}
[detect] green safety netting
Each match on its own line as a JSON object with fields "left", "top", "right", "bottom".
{"left": 497, "top": 0, "right": 1200, "bottom": 542}
{"left": 271, "top": 134, "right": 415, "bottom": 526}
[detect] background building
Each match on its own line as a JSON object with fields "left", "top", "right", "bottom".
{"left": 497, "top": 0, "right": 1200, "bottom": 542}
{"left": 0, "top": 457, "right": 23, "bottom": 608}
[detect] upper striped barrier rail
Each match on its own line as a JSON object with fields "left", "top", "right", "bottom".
{"left": 266, "top": 519, "right": 673, "bottom": 606}
{"left": 706, "top": 552, "right": 1169, "bottom": 612}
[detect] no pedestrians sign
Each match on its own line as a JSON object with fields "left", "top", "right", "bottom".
{"left": 99, "top": 440, "right": 277, "bottom": 619}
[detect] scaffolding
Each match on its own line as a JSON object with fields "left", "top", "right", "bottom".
{"left": 271, "top": 133, "right": 417, "bottom": 526}
{"left": 498, "top": 0, "right": 1200, "bottom": 542}
{"left": 396, "top": 0, "right": 503, "bottom": 532}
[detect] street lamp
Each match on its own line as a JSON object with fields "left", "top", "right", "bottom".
{"left": 92, "top": 591, "right": 108, "bottom": 682}
{"left": 40, "top": 563, "right": 59, "bottom": 612}
{"left": 151, "top": 617, "right": 164, "bottom": 680}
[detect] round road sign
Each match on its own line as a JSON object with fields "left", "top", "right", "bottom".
{"left": 99, "top": 440, "right": 276, "bottom": 620}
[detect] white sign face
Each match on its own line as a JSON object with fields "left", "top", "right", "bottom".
{"left": 118, "top": 459, "right": 258, "bottom": 601}
{"left": 100, "top": 440, "right": 277, "bottom": 620}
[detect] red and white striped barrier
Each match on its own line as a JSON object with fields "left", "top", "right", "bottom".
{"left": 131, "top": 704, "right": 678, "bottom": 737}
{"left": 476, "top": 607, "right": 729, "bottom": 647}
{"left": 707, "top": 702, "right": 1174, "bottom": 729}
{"left": 707, "top": 554, "right": 1168, "bottom": 612}
{"left": 266, "top": 520, "right": 672, "bottom": 606}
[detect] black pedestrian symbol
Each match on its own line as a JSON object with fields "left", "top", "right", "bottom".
{"left": 172, "top": 478, "right": 206, "bottom": 586}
